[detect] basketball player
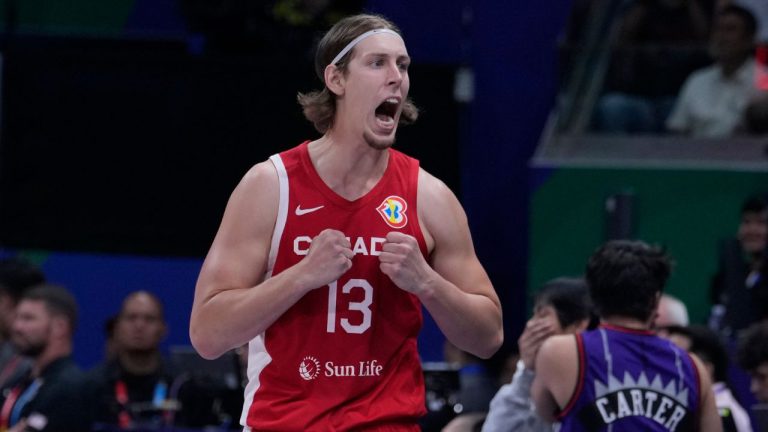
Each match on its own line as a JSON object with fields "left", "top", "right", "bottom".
{"left": 531, "top": 240, "right": 721, "bottom": 431}
{"left": 189, "top": 13, "right": 503, "bottom": 431}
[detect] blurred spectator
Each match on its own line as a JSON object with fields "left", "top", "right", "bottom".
{"left": 710, "top": 195, "right": 768, "bottom": 337}
{"left": 443, "top": 341, "right": 498, "bottom": 415}
{"left": 85, "top": 291, "right": 180, "bottom": 430}
{"left": 667, "top": 325, "right": 753, "bottom": 432}
{"left": 654, "top": 293, "right": 690, "bottom": 337}
{"left": 102, "top": 315, "right": 118, "bottom": 360}
{"left": 666, "top": 5, "right": 760, "bottom": 137}
{"left": 482, "top": 277, "right": 594, "bottom": 432}
{"left": 718, "top": 0, "right": 768, "bottom": 43}
{"left": 737, "top": 321, "right": 768, "bottom": 403}
{"left": 617, "top": 0, "right": 712, "bottom": 43}
{"left": 1, "top": 284, "right": 90, "bottom": 432}
{"left": 494, "top": 349, "right": 520, "bottom": 391}
{"left": 0, "top": 258, "right": 45, "bottom": 390}
{"left": 743, "top": 92, "right": 768, "bottom": 134}
{"left": 593, "top": 0, "right": 714, "bottom": 133}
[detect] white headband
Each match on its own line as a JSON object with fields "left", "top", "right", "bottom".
{"left": 330, "top": 28, "right": 402, "bottom": 66}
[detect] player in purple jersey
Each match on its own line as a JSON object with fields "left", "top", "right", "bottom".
{"left": 532, "top": 240, "right": 721, "bottom": 432}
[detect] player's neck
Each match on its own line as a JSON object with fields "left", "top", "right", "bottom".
{"left": 601, "top": 316, "right": 651, "bottom": 331}
{"left": 308, "top": 135, "right": 389, "bottom": 201}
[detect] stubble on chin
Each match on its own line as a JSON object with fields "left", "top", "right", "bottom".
{"left": 363, "top": 130, "right": 396, "bottom": 150}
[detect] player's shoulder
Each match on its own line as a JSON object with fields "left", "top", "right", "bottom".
{"left": 240, "top": 160, "right": 279, "bottom": 190}
{"left": 223, "top": 160, "right": 280, "bottom": 215}
{"left": 417, "top": 168, "right": 455, "bottom": 204}
{"left": 539, "top": 334, "right": 578, "bottom": 364}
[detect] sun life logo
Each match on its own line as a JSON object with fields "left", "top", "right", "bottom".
{"left": 299, "top": 356, "right": 321, "bottom": 381}
{"left": 376, "top": 195, "right": 408, "bottom": 229}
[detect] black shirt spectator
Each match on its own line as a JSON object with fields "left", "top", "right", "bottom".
{"left": 0, "top": 284, "right": 90, "bottom": 432}
{"left": 85, "top": 291, "right": 182, "bottom": 430}
{"left": 710, "top": 195, "right": 768, "bottom": 336}
{"left": 86, "top": 357, "right": 180, "bottom": 430}
{"left": 2, "top": 356, "right": 89, "bottom": 432}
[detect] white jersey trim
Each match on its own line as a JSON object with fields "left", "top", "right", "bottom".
{"left": 266, "top": 154, "right": 289, "bottom": 279}
{"left": 239, "top": 154, "right": 288, "bottom": 428}
{"left": 240, "top": 335, "right": 272, "bottom": 428}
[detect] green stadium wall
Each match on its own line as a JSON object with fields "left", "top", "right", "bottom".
{"left": 529, "top": 167, "right": 768, "bottom": 324}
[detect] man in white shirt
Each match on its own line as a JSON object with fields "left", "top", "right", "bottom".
{"left": 667, "top": 5, "right": 760, "bottom": 137}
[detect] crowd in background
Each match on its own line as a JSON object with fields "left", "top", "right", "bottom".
{"left": 433, "top": 194, "right": 768, "bottom": 432}
{"left": 590, "top": 0, "right": 768, "bottom": 137}
{"left": 0, "top": 263, "right": 244, "bottom": 431}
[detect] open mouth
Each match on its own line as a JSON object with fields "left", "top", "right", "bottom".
{"left": 375, "top": 98, "right": 400, "bottom": 125}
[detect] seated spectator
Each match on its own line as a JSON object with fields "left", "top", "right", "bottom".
{"left": 743, "top": 92, "right": 768, "bottom": 134}
{"left": 666, "top": 5, "right": 761, "bottom": 137}
{"left": 718, "top": 0, "right": 768, "bottom": 43}
{"left": 1, "top": 284, "right": 90, "bottom": 432}
{"left": 0, "top": 258, "right": 45, "bottom": 390}
{"left": 710, "top": 195, "right": 768, "bottom": 338}
{"left": 85, "top": 291, "right": 180, "bottom": 430}
{"left": 482, "top": 277, "right": 594, "bottom": 432}
{"left": 593, "top": 0, "right": 713, "bottom": 133}
{"left": 654, "top": 293, "right": 690, "bottom": 337}
{"left": 737, "top": 321, "right": 768, "bottom": 403}
{"left": 443, "top": 340, "right": 498, "bottom": 414}
{"left": 666, "top": 325, "right": 753, "bottom": 432}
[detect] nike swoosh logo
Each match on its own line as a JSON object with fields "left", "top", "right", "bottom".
{"left": 295, "top": 205, "right": 324, "bottom": 216}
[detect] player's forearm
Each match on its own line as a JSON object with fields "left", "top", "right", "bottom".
{"left": 190, "top": 266, "right": 314, "bottom": 359}
{"left": 419, "top": 278, "right": 503, "bottom": 358}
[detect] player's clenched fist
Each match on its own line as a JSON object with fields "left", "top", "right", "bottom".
{"left": 378, "top": 231, "right": 431, "bottom": 295}
{"left": 300, "top": 229, "right": 353, "bottom": 288}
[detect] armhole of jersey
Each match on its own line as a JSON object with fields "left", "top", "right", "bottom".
{"left": 687, "top": 350, "right": 703, "bottom": 429}
{"left": 410, "top": 160, "right": 428, "bottom": 257}
{"left": 557, "top": 333, "right": 585, "bottom": 420}
{"left": 267, "top": 154, "right": 289, "bottom": 278}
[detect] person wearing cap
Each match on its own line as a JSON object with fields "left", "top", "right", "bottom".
{"left": 189, "top": 13, "right": 503, "bottom": 431}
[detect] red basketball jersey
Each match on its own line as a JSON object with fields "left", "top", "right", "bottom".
{"left": 241, "top": 141, "right": 427, "bottom": 431}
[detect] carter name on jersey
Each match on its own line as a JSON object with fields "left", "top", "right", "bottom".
{"left": 580, "top": 388, "right": 691, "bottom": 431}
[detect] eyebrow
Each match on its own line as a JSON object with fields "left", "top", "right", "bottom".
{"left": 364, "top": 52, "right": 410, "bottom": 61}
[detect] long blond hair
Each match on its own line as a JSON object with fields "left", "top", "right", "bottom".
{"left": 297, "top": 14, "right": 419, "bottom": 134}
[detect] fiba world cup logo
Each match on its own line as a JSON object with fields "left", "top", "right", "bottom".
{"left": 299, "top": 356, "right": 321, "bottom": 381}
{"left": 376, "top": 195, "right": 408, "bottom": 229}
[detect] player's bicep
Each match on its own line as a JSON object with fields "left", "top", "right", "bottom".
{"left": 419, "top": 171, "right": 497, "bottom": 300}
{"left": 195, "top": 162, "right": 279, "bottom": 302}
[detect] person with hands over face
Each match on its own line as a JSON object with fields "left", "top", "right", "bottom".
{"left": 189, "top": 13, "right": 502, "bottom": 432}
{"left": 483, "top": 278, "right": 593, "bottom": 432}
{"left": 532, "top": 240, "right": 721, "bottom": 432}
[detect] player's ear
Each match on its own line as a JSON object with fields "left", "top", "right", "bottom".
{"left": 325, "top": 64, "right": 345, "bottom": 96}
